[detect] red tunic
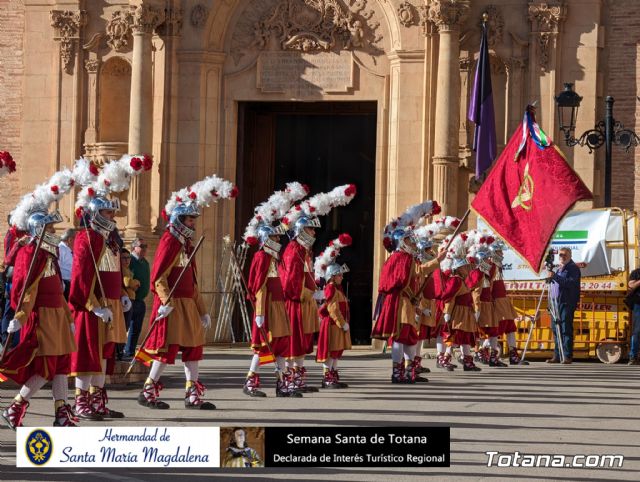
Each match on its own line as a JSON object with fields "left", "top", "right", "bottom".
{"left": 280, "top": 241, "right": 318, "bottom": 358}
{"left": 492, "top": 265, "right": 518, "bottom": 335}
{"left": 370, "top": 251, "right": 413, "bottom": 340}
{"left": 247, "top": 250, "right": 289, "bottom": 359}
{"left": 449, "top": 268, "right": 483, "bottom": 345}
{"left": 1, "top": 244, "right": 75, "bottom": 384}
{"left": 144, "top": 231, "right": 206, "bottom": 360}
{"left": 316, "top": 283, "right": 351, "bottom": 363}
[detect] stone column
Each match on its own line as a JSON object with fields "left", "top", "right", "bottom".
{"left": 126, "top": 3, "right": 163, "bottom": 236}
{"left": 428, "top": 0, "right": 469, "bottom": 217}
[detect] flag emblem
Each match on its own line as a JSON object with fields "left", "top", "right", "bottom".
{"left": 511, "top": 162, "right": 534, "bottom": 211}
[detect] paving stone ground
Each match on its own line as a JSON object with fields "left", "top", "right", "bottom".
{"left": 1, "top": 347, "right": 638, "bottom": 481}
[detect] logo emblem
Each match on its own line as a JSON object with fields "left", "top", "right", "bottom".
{"left": 26, "top": 429, "right": 53, "bottom": 466}
{"left": 511, "top": 162, "right": 534, "bottom": 211}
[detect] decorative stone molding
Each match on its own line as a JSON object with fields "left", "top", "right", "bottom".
{"left": 157, "top": 8, "right": 184, "bottom": 37}
{"left": 190, "top": 3, "right": 209, "bottom": 28}
{"left": 528, "top": 1, "right": 567, "bottom": 71}
{"left": 398, "top": 1, "right": 417, "bottom": 27}
{"left": 106, "top": 9, "right": 134, "bottom": 52}
{"left": 249, "top": 0, "right": 381, "bottom": 53}
{"left": 50, "top": 10, "right": 87, "bottom": 74}
{"left": 131, "top": 4, "right": 164, "bottom": 35}
{"left": 483, "top": 5, "right": 504, "bottom": 47}
{"left": 84, "top": 58, "right": 100, "bottom": 73}
{"left": 427, "top": 0, "right": 470, "bottom": 32}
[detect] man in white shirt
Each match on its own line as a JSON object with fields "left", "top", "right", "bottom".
{"left": 58, "top": 228, "right": 75, "bottom": 300}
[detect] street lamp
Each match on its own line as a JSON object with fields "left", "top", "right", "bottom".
{"left": 554, "top": 82, "right": 640, "bottom": 206}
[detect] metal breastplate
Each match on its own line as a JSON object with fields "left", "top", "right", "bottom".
{"left": 176, "top": 250, "right": 189, "bottom": 268}
{"left": 267, "top": 258, "right": 279, "bottom": 278}
{"left": 43, "top": 257, "right": 57, "bottom": 278}
{"left": 98, "top": 248, "right": 120, "bottom": 272}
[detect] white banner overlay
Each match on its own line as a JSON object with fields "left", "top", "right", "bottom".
{"left": 17, "top": 427, "right": 220, "bottom": 468}
{"left": 478, "top": 210, "right": 612, "bottom": 280}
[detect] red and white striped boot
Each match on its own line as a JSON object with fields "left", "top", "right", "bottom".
{"left": 276, "top": 373, "right": 302, "bottom": 398}
{"left": 2, "top": 397, "right": 29, "bottom": 431}
{"left": 91, "top": 387, "right": 125, "bottom": 418}
{"left": 293, "top": 367, "right": 319, "bottom": 393}
{"left": 74, "top": 389, "right": 103, "bottom": 421}
{"left": 185, "top": 380, "right": 216, "bottom": 410}
{"left": 54, "top": 402, "right": 79, "bottom": 427}
{"left": 410, "top": 359, "right": 429, "bottom": 382}
{"left": 243, "top": 373, "right": 267, "bottom": 397}
{"left": 391, "top": 361, "right": 407, "bottom": 383}
{"left": 330, "top": 369, "right": 348, "bottom": 388}
{"left": 489, "top": 349, "right": 508, "bottom": 367}
{"left": 138, "top": 379, "right": 170, "bottom": 409}
{"left": 321, "top": 369, "right": 339, "bottom": 389}
{"left": 509, "top": 347, "right": 529, "bottom": 365}
{"left": 463, "top": 355, "right": 482, "bottom": 372}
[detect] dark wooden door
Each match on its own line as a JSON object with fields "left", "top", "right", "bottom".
{"left": 237, "top": 101, "right": 377, "bottom": 344}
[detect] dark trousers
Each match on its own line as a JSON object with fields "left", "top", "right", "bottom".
{"left": 629, "top": 304, "right": 640, "bottom": 359}
{"left": 117, "top": 308, "right": 134, "bottom": 360}
{"left": 551, "top": 302, "right": 575, "bottom": 360}
{"left": 0, "top": 286, "right": 18, "bottom": 348}
{"left": 63, "top": 280, "right": 71, "bottom": 301}
{"left": 124, "top": 299, "right": 146, "bottom": 357}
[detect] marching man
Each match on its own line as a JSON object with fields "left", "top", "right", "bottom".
{"left": 280, "top": 184, "right": 356, "bottom": 393}
{"left": 371, "top": 201, "right": 443, "bottom": 384}
{"left": 314, "top": 233, "right": 353, "bottom": 389}
{"left": 70, "top": 156, "right": 152, "bottom": 420}
{"left": 138, "top": 174, "right": 237, "bottom": 410}
{"left": 442, "top": 233, "right": 484, "bottom": 372}
{"left": 242, "top": 182, "right": 308, "bottom": 398}
{"left": 1, "top": 165, "right": 78, "bottom": 428}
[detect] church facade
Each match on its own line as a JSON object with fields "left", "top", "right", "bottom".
{"left": 1, "top": 0, "right": 638, "bottom": 342}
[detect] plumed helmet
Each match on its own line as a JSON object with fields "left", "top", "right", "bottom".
{"left": 26, "top": 209, "right": 63, "bottom": 248}
{"left": 168, "top": 201, "right": 200, "bottom": 240}
{"left": 257, "top": 223, "right": 286, "bottom": 245}
{"left": 324, "top": 263, "right": 350, "bottom": 281}
{"left": 292, "top": 215, "right": 321, "bottom": 238}
{"left": 87, "top": 195, "right": 120, "bottom": 233}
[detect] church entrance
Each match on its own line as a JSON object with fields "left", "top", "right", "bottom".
{"left": 236, "top": 101, "right": 377, "bottom": 344}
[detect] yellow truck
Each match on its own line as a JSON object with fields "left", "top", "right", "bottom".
{"left": 502, "top": 208, "right": 637, "bottom": 363}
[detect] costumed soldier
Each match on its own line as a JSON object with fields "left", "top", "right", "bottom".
{"left": 70, "top": 155, "right": 152, "bottom": 420}
{"left": 469, "top": 232, "right": 508, "bottom": 368}
{"left": 413, "top": 216, "right": 460, "bottom": 373}
{"left": 1, "top": 151, "right": 20, "bottom": 347}
{"left": 138, "top": 174, "right": 237, "bottom": 410}
{"left": 314, "top": 233, "right": 353, "bottom": 389}
{"left": 490, "top": 239, "right": 528, "bottom": 365}
{"left": 280, "top": 184, "right": 356, "bottom": 393}
{"left": 1, "top": 165, "right": 79, "bottom": 428}
{"left": 241, "top": 182, "right": 308, "bottom": 398}
{"left": 371, "top": 201, "right": 443, "bottom": 384}
{"left": 441, "top": 232, "right": 484, "bottom": 372}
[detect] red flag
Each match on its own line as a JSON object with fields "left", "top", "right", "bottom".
{"left": 471, "top": 109, "right": 592, "bottom": 271}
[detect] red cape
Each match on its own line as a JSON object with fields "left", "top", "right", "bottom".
{"left": 68, "top": 229, "right": 104, "bottom": 311}
{"left": 371, "top": 251, "right": 413, "bottom": 339}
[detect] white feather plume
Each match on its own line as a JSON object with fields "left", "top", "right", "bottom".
{"left": 10, "top": 166, "right": 75, "bottom": 230}
{"left": 282, "top": 184, "right": 356, "bottom": 229}
{"left": 163, "top": 174, "right": 237, "bottom": 220}
{"left": 313, "top": 233, "right": 352, "bottom": 282}
{"left": 243, "top": 182, "right": 309, "bottom": 243}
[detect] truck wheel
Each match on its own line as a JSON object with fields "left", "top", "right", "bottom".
{"left": 596, "top": 342, "right": 622, "bottom": 364}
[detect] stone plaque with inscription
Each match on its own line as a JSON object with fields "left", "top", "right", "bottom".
{"left": 257, "top": 51, "right": 354, "bottom": 96}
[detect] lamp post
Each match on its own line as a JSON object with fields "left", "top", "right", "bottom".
{"left": 554, "top": 83, "right": 640, "bottom": 207}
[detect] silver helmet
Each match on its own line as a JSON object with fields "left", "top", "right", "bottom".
{"left": 169, "top": 201, "right": 200, "bottom": 241}
{"left": 451, "top": 256, "right": 469, "bottom": 271}
{"left": 88, "top": 195, "right": 120, "bottom": 235}
{"left": 392, "top": 227, "right": 419, "bottom": 257}
{"left": 257, "top": 222, "right": 286, "bottom": 256}
{"left": 290, "top": 215, "right": 321, "bottom": 249}
{"left": 325, "top": 263, "right": 349, "bottom": 282}
{"left": 26, "top": 209, "right": 63, "bottom": 249}
{"left": 489, "top": 239, "right": 506, "bottom": 263}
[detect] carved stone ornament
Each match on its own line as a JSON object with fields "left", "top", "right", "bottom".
{"left": 84, "top": 58, "right": 100, "bottom": 73}
{"left": 528, "top": 1, "right": 567, "bottom": 71}
{"left": 106, "top": 9, "right": 134, "bottom": 52}
{"left": 50, "top": 10, "right": 87, "bottom": 74}
{"left": 250, "top": 0, "right": 381, "bottom": 53}
{"left": 398, "top": 1, "right": 416, "bottom": 27}
{"left": 427, "top": 0, "right": 470, "bottom": 32}
{"left": 132, "top": 4, "right": 164, "bottom": 35}
{"left": 483, "top": 5, "right": 504, "bottom": 47}
{"left": 157, "top": 8, "right": 184, "bottom": 37}
{"left": 190, "top": 3, "right": 209, "bottom": 28}
{"left": 101, "top": 57, "right": 132, "bottom": 77}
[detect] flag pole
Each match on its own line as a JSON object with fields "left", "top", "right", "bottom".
{"left": 443, "top": 209, "right": 470, "bottom": 252}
